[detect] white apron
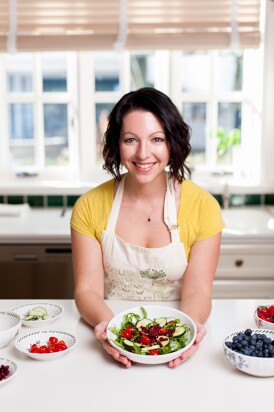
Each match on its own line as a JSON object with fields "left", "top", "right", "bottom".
{"left": 102, "top": 174, "right": 188, "bottom": 301}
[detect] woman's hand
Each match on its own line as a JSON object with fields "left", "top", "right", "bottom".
{"left": 168, "top": 322, "right": 206, "bottom": 368}
{"left": 94, "top": 321, "right": 132, "bottom": 368}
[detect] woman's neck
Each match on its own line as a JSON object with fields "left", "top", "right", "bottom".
{"left": 124, "top": 171, "right": 167, "bottom": 200}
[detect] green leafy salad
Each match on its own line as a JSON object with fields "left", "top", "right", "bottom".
{"left": 108, "top": 307, "right": 191, "bottom": 356}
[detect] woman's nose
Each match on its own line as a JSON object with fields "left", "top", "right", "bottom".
{"left": 136, "top": 141, "right": 149, "bottom": 159}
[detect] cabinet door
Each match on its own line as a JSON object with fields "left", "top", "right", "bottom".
{"left": 216, "top": 244, "right": 274, "bottom": 279}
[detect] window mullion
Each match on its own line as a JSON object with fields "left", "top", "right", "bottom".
{"left": 34, "top": 53, "right": 45, "bottom": 172}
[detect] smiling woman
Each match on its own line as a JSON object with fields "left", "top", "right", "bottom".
{"left": 70, "top": 87, "right": 224, "bottom": 369}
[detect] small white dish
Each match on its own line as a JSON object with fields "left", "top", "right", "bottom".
{"left": 254, "top": 305, "right": 274, "bottom": 330}
{"left": 15, "top": 330, "right": 77, "bottom": 361}
{"left": 0, "top": 357, "right": 18, "bottom": 386}
{"left": 0, "top": 312, "right": 22, "bottom": 349}
{"left": 107, "top": 306, "right": 197, "bottom": 365}
{"left": 12, "top": 302, "right": 64, "bottom": 328}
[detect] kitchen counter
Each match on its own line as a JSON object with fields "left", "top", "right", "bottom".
{"left": 0, "top": 206, "right": 274, "bottom": 244}
{"left": 0, "top": 208, "right": 72, "bottom": 244}
{"left": 0, "top": 299, "right": 273, "bottom": 411}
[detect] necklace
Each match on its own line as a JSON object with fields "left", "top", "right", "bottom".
{"left": 128, "top": 190, "right": 166, "bottom": 222}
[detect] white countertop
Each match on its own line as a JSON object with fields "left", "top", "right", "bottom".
{"left": 0, "top": 208, "right": 72, "bottom": 244}
{"left": 0, "top": 298, "right": 274, "bottom": 411}
{"left": 0, "top": 206, "right": 274, "bottom": 244}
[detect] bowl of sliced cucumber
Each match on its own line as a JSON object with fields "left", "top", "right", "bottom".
{"left": 107, "top": 306, "right": 197, "bottom": 365}
{"left": 12, "top": 302, "right": 64, "bottom": 328}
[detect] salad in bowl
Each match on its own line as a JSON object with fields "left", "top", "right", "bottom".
{"left": 107, "top": 306, "right": 197, "bottom": 365}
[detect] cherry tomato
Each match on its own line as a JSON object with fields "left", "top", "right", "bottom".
{"left": 49, "top": 336, "right": 58, "bottom": 345}
{"left": 159, "top": 328, "right": 167, "bottom": 335}
{"left": 121, "top": 327, "right": 134, "bottom": 339}
{"left": 149, "top": 349, "right": 159, "bottom": 356}
{"left": 30, "top": 346, "right": 40, "bottom": 353}
{"left": 38, "top": 345, "right": 49, "bottom": 353}
{"left": 140, "top": 336, "right": 151, "bottom": 345}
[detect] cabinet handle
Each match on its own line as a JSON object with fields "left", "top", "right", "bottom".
{"left": 234, "top": 259, "right": 244, "bottom": 267}
{"left": 13, "top": 254, "right": 38, "bottom": 261}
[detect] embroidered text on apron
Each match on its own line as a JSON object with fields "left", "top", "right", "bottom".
{"left": 102, "top": 174, "right": 188, "bottom": 300}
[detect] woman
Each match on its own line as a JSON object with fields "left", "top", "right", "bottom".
{"left": 70, "top": 87, "right": 224, "bottom": 368}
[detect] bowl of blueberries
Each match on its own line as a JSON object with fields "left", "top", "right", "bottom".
{"left": 224, "top": 328, "right": 274, "bottom": 377}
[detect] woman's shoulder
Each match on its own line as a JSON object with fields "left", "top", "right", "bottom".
{"left": 181, "top": 179, "right": 216, "bottom": 202}
{"left": 78, "top": 178, "right": 115, "bottom": 203}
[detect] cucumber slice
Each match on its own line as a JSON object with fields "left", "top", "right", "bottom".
{"left": 157, "top": 336, "right": 169, "bottom": 346}
{"left": 22, "top": 315, "right": 34, "bottom": 321}
{"left": 123, "top": 339, "right": 140, "bottom": 347}
{"left": 28, "top": 306, "right": 47, "bottom": 317}
{"left": 123, "top": 339, "right": 134, "bottom": 347}
{"left": 173, "top": 326, "right": 185, "bottom": 337}
{"left": 22, "top": 306, "right": 51, "bottom": 321}
{"left": 154, "top": 317, "right": 167, "bottom": 327}
{"left": 141, "top": 344, "right": 160, "bottom": 353}
{"left": 136, "top": 318, "right": 153, "bottom": 330}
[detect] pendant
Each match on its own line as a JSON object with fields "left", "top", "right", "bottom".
{"left": 147, "top": 217, "right": 151, "bottom": 222}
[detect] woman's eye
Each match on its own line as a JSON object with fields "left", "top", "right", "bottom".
{"left": 152, "top": 137, "right": 165, "bottom": 143}
{"left": 124, "top": 137, "right": 136, "bottom": 144}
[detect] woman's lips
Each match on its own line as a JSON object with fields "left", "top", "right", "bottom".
{"left": 133, "top": 162, "right": 155, "bottom": 172}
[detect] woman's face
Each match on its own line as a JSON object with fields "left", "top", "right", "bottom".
{"left": 119, "top": 110, "right": 170, "bottom": 184}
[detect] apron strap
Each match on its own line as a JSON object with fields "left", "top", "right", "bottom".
{"left": 164, "top": 174, "right": 181, "bottom": 243}
{"left": 106, "top": 175, "right": 126, "bottom": 232}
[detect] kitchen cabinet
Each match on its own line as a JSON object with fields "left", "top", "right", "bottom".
{"left": 0, "top": 209, "right": 74, "bottom": 299}
{"left": 213, "top": 208, "right": 274, "bottom": 298}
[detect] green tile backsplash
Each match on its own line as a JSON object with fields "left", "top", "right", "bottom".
{"left": 0, "top": 193, "right": 274, "bottom": 208}
{"left": 7, "top": 195, "right": 24, "bottom": 204}
{"left": 27, "top": 195, "right": 44, "bottom": 207}
{"left": 47, "top": 195, "right": 64, "bottom": 207}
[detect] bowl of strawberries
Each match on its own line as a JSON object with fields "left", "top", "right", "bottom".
{"left": 254, "top": 304, "right": 274, "bottom": 330}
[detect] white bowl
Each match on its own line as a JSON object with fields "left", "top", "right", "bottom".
{"left": 0, "top": 357, "right": 18, "bottom": 387}
{"left": 15, "top": 330, "right": 77, "bottom": 361}
{"left": 12, "top": 302, "right": 64, "bottom": 328}
{"left": 254, "top": 305, "right": 274, "bottom": 330}
{"left": 0, "top": 312, "right": 22, "bottom": 349}
{"left": 224, "top": 329, "right": 274, "bottom": 377}
{"left": 107, "top": 306, "right": 197, "bottom": 365}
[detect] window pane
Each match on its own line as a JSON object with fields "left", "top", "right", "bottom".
{"left": 217, "top": 52, "right": 243, "bottom": 92}
{"left": 218, "top": 102, "right": 241, "bottom": 130}
{"left": 42, "top": 52, "right": 67, "bottom": 92}
{"left": 6, "top": 53, "right": 33, "bottom": 92}
{"left": 44, "top": 104, "right": 68, "bottom": 165}
{"left": 94, "top": 51, "right": 120, "bottom": 92}
{"left": 181, "top": 52, "right": 210, "bottom": 93}
{"left": 131, "top": 53, "right": 154, "bottom": 90}
{"left": 95, "top": 103, "right": 114, "bottom": 161}
{"left": 182, "top": 102, "right": 207, "bottom": 165}
{"left": 217, "top": 102, "right": 242, "bottom": 164}
{"left": 8, "top": 103, "right": 34, "bottom": 166}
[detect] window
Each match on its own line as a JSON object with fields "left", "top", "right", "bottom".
{"left": 0, "top": 52, "right": 78, "bottom": 178}
{"left": 0, "top": 48, "right": 262, "bottom": 181}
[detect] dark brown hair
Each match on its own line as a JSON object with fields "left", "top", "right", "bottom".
{"left": 102, "top": 87, "right": 191, "bottom": 182}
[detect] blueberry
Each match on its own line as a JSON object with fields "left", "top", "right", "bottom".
{"left": 244, "top": 329, "right": 252, "bottom": 336}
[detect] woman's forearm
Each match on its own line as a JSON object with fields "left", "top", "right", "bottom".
{"left": 179, "top": 291, "right": 212, "bottom": 325}
{"left": 74, "top": 289, "right": 114, "bottom": 328}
